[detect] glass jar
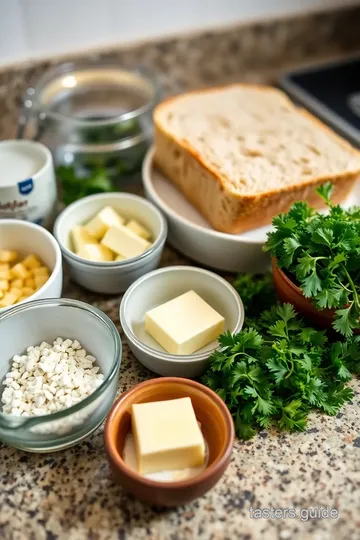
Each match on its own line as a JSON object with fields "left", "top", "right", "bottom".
{"left": 17, "top": 62, "right": 160, "bottom": 204}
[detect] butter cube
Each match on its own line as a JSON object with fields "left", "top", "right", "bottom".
{"left": 0, "top": 280, "right": 9, "bottom": 292}
{"left": 0, "top": 250, "right": 17, "bottom": 263}
{"left": 25, "top": 277, "right": 35, "bottom": 289}
{"left": 145, "top": 290, "right": 225, "bottom": 355}
{"left": 126, "top": 219, "right": 152, "bottom": 241}
{"left": 131, "top": 397, "right": 205, "bottom": 475}
{"left": 9, "top": 288, "right": 22, "bottom": 302}
{"left": 71, "top": 226, "right": 97, "bottom": 253}
{"left": 21, "top": 287, "right": 35, "bottom": 298}
{"left": 32, "top": 266, "right": 50, "bottom": 278}
{"left": 0, "top": 263, "right": 9, "bottom": 271}
{"left": 34, "top": 274, "right": 48, "bottom": 290}
{"left": 84, "top": 206, "right": 125, "bottom": 240}
{"left": 22, "top": 254, "right": 41, "bottom": 269}
{"left": 101, "top": 225, "right": 150, "bottom": 259}
{"left": 0, "top": 292, "right": 19, "bottom": 307}
{"left": 11, "top": 263, "right": 29, "bottom": 280}
{"left": 0, "top": 269, "right": 12, "bottom": 280}
{"left": 11, "top": 278, "right": 24, "bottom": 289}
{"left": 78, "top": 244, "right": 114, "bottom": 262}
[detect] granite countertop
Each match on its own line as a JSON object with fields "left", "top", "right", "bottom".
{"left": 1, "top": 6, "right": 360, "bottom": 540}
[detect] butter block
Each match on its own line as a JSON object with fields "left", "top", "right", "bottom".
{"left": 71, "top": 226, "right": 97, "bottom": 253}
{"left": 101, "top": 225, "right": 150, "bottom": 259}
{"left": 131, "top": 397, "right": 205, "bottom": 475}
{"left": 84, "top": 206, "right": 125, "bottom": 240}
{"left": 78, "top": 243, "right": 114, "bottom": 262}
{"left": 145, "top": 290, "right": 225, "bottom": 355}
{"left": 126, "top": 219, "right": 152, "bottom": 241}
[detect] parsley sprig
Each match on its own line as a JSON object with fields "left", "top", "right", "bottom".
{"left": 203, "top": 302, "right": 359, "bottom": 439}
{"left": 264, "top": 182, "right": 360, "bottom": 337}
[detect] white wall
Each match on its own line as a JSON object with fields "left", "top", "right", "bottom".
{"left": 0, "top": 0, "right": 358, "bottom": 66}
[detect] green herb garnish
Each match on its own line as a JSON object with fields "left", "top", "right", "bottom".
{"left": 264, "top": 182, "right": 360, "bottom": 337}
{"left": 56, "top": 166, "right": 114, "bottom": 206}
{"left": 203, "top": 301, "right": 359, "bottom": 439}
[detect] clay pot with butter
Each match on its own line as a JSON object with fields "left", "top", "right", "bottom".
{"left": 104, "top": 377, "right": 234, "bottom": 506}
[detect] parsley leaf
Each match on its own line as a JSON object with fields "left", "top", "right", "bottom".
{"left": 264, "top": 183, "right": 360, "bottom": 336}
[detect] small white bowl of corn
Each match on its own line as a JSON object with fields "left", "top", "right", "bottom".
{"left": 54, "top": 192, "right": 167, "bottom": 293}
{"left": 0, "top": 219, "right": 62, "bottom": 312}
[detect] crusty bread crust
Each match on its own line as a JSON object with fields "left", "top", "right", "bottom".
{"left": 153, "top": 84, "right": 360, "bottom": 234}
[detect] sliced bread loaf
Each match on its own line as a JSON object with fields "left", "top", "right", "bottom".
{"left": 153, "top": 84, "right": 360, "bottom": 233}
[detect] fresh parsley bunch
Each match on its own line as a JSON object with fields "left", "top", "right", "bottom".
{"left": 264, "top": 182, "right": 360, "bottom": 337}
{"left": 203, "top": 303, "right": 359, "bottom": 439}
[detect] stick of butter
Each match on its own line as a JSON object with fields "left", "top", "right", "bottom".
{"left": 71, "top": 226, "right": 97, "bottom": 253}
{"left": 126, "top": 219, "right": 152, "bottom": 241}
{"left": 131, "top": 397, "right": 205, "bottom": 475}
{"left": 78, "top": 244, "right": 114, "bottom": 262}
{"left": 101, "top": 225, "right": 150, "bottom": 259}
{"left": 145, "top": 290, "right": 225, "bottom": 355}
{"left": 84, "top": 206, "right": 125, "bottom": 240}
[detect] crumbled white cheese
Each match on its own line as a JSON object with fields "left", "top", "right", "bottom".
{"left": 1, "top": 337, "right": 104, "bottom": 417}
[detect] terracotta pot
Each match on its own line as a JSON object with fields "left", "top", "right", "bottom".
{"left": 104, "top": 377, "right": 234, "bottom": 507}
{"left": 272, "top": 258, "right": 336, "bottom": 330}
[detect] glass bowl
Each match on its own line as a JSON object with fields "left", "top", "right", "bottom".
{"left": 0, "top": 298, "right": 121, "bottom": 452}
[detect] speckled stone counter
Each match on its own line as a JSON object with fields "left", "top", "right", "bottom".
{"left": 1, "top": 6, "right": 360, "bottom": 540}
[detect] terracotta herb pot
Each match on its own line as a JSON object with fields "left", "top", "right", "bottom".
{"left": 272, "top": 258, "right": 336, "bottom": 331}
{"left": 104, "top": 377, "right": 234, "bottom": 507}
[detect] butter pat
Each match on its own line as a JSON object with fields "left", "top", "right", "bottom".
{"left": 126, "top": 219, "right": 152, "bottom": 241}
{"left": 71, "top": 226, "right": 97, "bottom": 253}
{"left": 84, "top": 206, "right": 125, "bottom": 240}
{"left": 101, "top": 225, "right": 150, "bottom": 259}
{"left": 131, "top": 397, "right": 205, "bottom": 475}
{"left": 78, "top": 243, "right": 114, "bottom": 262}
{"left": 145, "top": 290, "right": 225, "bottom": 355}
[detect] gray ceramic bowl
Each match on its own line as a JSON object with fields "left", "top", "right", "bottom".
{"left": 54, "top": 192, "right": 167, "bottom": 293}
{"left": 120, "top": 266, "right": 244, "bottom": 377}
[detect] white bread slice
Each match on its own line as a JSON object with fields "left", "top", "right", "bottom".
{"left": 154, "top": 84, "right": 360, "bottom": 233}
